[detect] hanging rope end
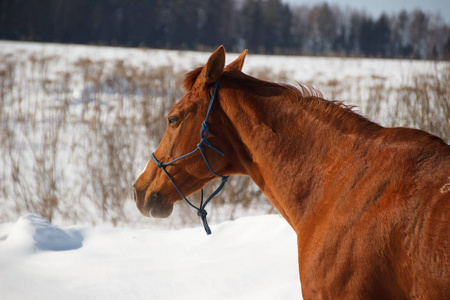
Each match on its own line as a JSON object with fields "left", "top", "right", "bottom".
{"left": 198, "top": 209, "right": 212, "bottom": 235}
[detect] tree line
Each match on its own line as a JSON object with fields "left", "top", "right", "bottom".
{"left": 1, "top": 0, "right": 449, "bottom": 59}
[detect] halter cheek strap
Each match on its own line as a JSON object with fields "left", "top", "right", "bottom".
{"left": 151, "top": 78, "right": 229, "bottom": 235}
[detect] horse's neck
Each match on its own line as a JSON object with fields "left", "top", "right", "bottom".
{"left": 222, "top": 89, "right": 378, "bottom": 229}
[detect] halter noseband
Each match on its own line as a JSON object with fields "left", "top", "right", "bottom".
{"left": 151, "top": 78, "right": 229, "bottom": 235}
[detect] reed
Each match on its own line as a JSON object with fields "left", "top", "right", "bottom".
{"left": 0, "top": 50, "right": 448, "bottom": 226}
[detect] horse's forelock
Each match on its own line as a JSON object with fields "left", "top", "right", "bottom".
{"left": 183, "top": 67, "right": 203, "bottom": 91}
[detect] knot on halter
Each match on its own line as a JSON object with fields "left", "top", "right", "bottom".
{"left": 201, "top": 121, "right": 210, "bottom": 137}
{"left": 197, "top": 209, "right": 207, "bottom": 217}
{"left": 197, "top": 208, "right": 211, "bottom": 235}
{"left": 157, "top": 161, "right": 164, "bottom": 169}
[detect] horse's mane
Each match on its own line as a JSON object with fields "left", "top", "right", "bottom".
{"left": 183, "top": 66, "right": 322, "bottom": 99}
{"left": 297, "top": 91, "right": 380, "bottom": 133}
{"left": 183, "top": 67, "right": 381, "bottom": 133}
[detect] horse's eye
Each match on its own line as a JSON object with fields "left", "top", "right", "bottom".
{"left": 168, "top": 116, "right": 179, "bottom": 125}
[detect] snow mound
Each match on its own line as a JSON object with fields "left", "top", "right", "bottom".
{"left": 1, "top": 214, "right": 83, "bottom": 253}
{"left": 0, "top": 214, "right": 301, "bottom": 300}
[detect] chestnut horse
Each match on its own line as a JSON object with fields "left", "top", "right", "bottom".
{"left": 133, "top": 46, "right": 450, "bottom": 299}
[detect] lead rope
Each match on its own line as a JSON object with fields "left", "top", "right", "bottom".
{"left": 151, "top": 79, "right": 228, "bottom": 235}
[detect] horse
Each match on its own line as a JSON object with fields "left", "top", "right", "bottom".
{"left": 133, "top": 46, "right": 450, "bottom": 299}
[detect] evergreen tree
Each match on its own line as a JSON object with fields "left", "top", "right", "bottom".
{"left": 0, "top": 0, "right": 447, "bottom": 59}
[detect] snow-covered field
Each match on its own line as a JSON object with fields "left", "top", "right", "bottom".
{"left": 0, "top": 214, "right": 301, "bottom": 300}
{"left": 0, "top": 40, "right": 441, "bottom": 101}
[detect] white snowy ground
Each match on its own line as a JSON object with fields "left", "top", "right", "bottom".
{"left": 0, "top": 214, "right": 301, "bottom": 300}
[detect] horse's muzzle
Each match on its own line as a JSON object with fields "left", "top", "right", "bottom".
{"left": 133, "top": 186, "right": 173, "bottom": 218}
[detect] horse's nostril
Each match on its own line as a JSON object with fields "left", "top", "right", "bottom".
{"left": 132, "top": 187, "right": 138, "bottom": 203}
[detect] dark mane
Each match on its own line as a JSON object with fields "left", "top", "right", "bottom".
{"left": 299, "top": 94, "right": 381, "bottom": 133}
{"left": 220, "top": 69, "right": 382, "bottom": 134}
{"left": 292, "top": 82, "right": 324, "bottom": 99}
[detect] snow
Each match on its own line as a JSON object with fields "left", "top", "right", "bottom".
{"left": 0, "top": 214, "right": 301, "bottom": 300}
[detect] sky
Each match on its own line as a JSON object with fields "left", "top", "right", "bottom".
{"left": 283, "top": 0, "right": 450, "bottom": 23}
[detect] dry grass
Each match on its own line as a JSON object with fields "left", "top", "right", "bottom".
{"left": 0, "top": 50, "right": 448, "bottom": 226}
{"left": 362, "top": 63, "right": 450, "bottom": 143}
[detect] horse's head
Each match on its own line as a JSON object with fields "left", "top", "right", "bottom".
{"left": 133, "top": 46, "right": 247, "bottom": 218}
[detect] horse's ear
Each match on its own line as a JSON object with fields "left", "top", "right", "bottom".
{"left": 225, "top": 49, "right": 248, "bottom": 71}
{"left": 192, "top": 45, "right": 225, "bottom": 91}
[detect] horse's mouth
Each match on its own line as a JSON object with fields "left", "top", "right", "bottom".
{"left": 141, "top": 192, "right": 174, "bottom": 218}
